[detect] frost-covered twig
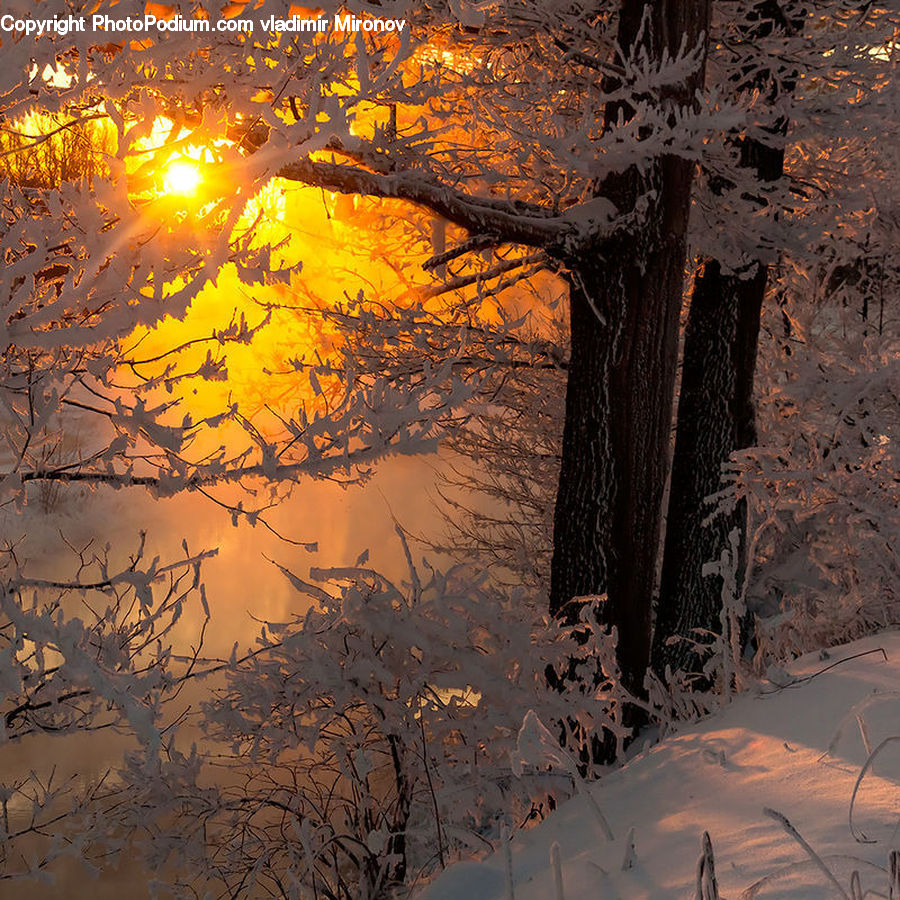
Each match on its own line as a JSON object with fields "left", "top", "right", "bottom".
{"left": 695, "top": 831, "right": 720, "bottom": 900}
{"left": 763, "top": 808, "right": 850, "bottom": 899}
{"left": 849, "top": 737, "right": 900, "bottom": 844}
{"left": 550, "top": 841, "right": 565, "bottom": 900}
{"left": 513, "top": 710, "right": 614, "bottom": 841}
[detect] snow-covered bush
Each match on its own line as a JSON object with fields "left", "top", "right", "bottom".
{"left": 721, "top": 248, "right": 900, "bottom": 666}
{"left": 0, "top": 533, "right": 211, "bottom": 882}
{"left": 124, "top": 538, "right": 626, "bottom": 899}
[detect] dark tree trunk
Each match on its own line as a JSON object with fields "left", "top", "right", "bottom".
{"left": 651, "top": 259, "right": 768, "bottom": 678}
{"left": 651, "top": 1, "right": 803, "bottom": 680}
{"left": 549, "top": 0, "right": 711, "bottom": 702}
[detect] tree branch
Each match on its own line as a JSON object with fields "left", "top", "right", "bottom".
{"left": 277, "top": 157, "right": 583, "bottom": 249}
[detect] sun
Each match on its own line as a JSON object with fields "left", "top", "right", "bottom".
{"left": 164, "top": 158, "right": 202, "bottom": 195}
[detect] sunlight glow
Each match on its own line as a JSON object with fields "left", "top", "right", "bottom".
{"left": 164, "top": 158, "right": 202, "bottom": 195}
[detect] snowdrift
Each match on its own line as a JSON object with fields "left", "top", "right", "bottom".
{"left": 421, "top": 634, "right": 900, "bottom": 899}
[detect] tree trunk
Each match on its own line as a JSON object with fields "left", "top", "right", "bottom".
{"left": 550, "top": 230, "right": 684, "bottom": 699}
{"left": 651, "top": 1, "right": 802, "bottom": 680}
{"left": 651, "top": 259, "right": 767, "bottom": 678}
{"left": 549, "top": 0, "right": 711, "bottom": 703}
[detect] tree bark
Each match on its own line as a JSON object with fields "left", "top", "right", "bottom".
{"left": 549, "top": 0, "right": 711, "bottom": 701}
{"left": 651, "top": 1, "right": 802, "bottom": 680}
{"left": 651, "top": 258, "right": 768, "bottom": 678}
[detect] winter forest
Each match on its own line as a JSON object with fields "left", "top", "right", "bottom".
{"left": 0, "top": 1, "right": 898, "bottom": 897}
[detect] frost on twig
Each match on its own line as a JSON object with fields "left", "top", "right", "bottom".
{"left": 512, "top": 710, "right": 614, "bottom": 841}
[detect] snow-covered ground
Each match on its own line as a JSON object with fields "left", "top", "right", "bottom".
{"left": 421, "top": 634, "right": 900, "bottom": 899}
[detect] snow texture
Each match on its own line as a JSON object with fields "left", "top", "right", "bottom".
{"left": 422, "top": 634, "right": 900, "bottom": 899}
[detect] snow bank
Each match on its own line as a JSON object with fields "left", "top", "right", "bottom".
{"left": 420, "top": 634, "right": 900, "bottom": 899}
